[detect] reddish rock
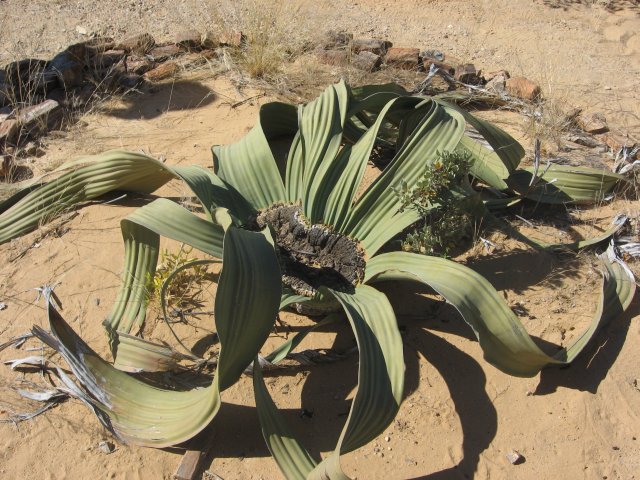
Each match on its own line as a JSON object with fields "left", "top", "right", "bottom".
{"left": 117, "top": 33, "right": 155, "bottom": 54}
{"left": 219, "top": 30, "right": 244, "bottom": 47}
{"left": 176, "top": 30, "right": 202, "bottom": 50}
{"left": 577, "top": 112, "right": 609, "bottom": 134}
{"left": 143, "top": 61, "right": 179, "bottom": 81}
{"left": 351, "top": 38, "right": 392, "bottom": 55}
{"left": 385, "top": 47, "right": 420, "bottom": 70}
{"left": 505, "top": 76, "right": 541, "bottom": 101}
{"left": 352, "top": 51, "right": 381, "bottom": 71}
{"left": 149, "top": 45, "right": 182, "bottom": 62}
{"left": 316, "top": 49, "right": 349, "bottom": 66}
{"left": 601, "top": 131, "right": 636, "bottom": 154}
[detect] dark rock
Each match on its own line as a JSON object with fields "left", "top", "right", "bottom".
{"left": 321, "top": 30, "right": 353, "bottom": 49}
{"left": 455, "top": 63, "right": 480, "bottom": 84}
{"left": 84, "top": 37, "right": 116, "bottom": 58}
{"left": 176, "top": 30, "right": 202, "bottom": 50}
{"left": 70, "top": 85, "right": 96, "bottom": 108}
{"left": 119, "top": 73, "right": 144, "bottom": 89}
{"left": 352, "top": 51, "right": 381, "bottom": 71}
{"left": 316, "top": 49, "right": 349, "bottom": 66}
{"left": 88, "top": 49, "right": 126, "bottom": 71}
{"left": 3, "top": 59, "right": 55, "bottom": 99}
{"left": 351, "top": 38, "right": 392, "bottom": 55}
{"left": 126, "top": 56, "right": 154, "bottom": 75}
{"left": 148, "top": 45, "right": 182, "bottom": 62}
{"left": 385, "top": 47, "right": 420, "bottom": 70}
{"left": 47, "top": 50, "right": 85, "bottom": 89}
{"left": 46, "top": 88, "right": 67, "bottom": 104}
{"left": 0, "top": 119, "right": 19, "bottom": 146}
{"left": 116, "top": 33, "right": 155, "bottom": 54}
{"left": 0, "top": 83, "right": 10, "bottom": 107}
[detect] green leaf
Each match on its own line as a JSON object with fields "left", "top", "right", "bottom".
{"left": 34, "top": 224, "right": 282, "bottom": 447}
{"left": 213, "top": 102, "right": 297, "bottom": 210}
{"left": 507, "top": 164, "right": 627, "bottom": 204}
{"left": 458, "top": 135, "right": 510, "bottom": 190}
{"left": 113, "top": 333, "right": 187, "bottom": 373}
{"left": 344, "top": 100, "right": 465, "bottom": 254}
{"left": 0, "top": 150, "right": 176, "bottom": 244}
{"left": 364, "top": 251, "right": 635, "bottom": 377}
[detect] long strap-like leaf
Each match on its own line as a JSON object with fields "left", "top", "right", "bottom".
{"left": 33, "top": 224, "right": 282, "bottom": 447}
{"left": 364, "top": 250, "right": 635, "bottom": 377}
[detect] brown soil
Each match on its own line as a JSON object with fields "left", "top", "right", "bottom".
{"left": 1, "top": 1, "right": 640, "bottom": 480}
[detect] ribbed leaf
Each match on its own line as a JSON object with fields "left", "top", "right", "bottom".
{"left": 458, "top": 135, "right": 510, "bottom": 190}
{"left": 0, "top": 151, "right": 176, "bottom": 244}
{"left": 213, "top": 102, "right": 297, "bottom": 209}
{"left": 344, "top": 101, "right": 465, "bottom": 254}
{"left": 254, "top": 285, "right": 403, "bottom": 480}
{"left": 113, "top": 333, "right": 187, "bottom": 373}
{"left": 364, "top": 251, "right": 635, "bottom": 377}
{"left": 507, "top": 164, "right": 627, "bottom": 204}
{"left": 34, "top": 225, "right": 281, "bottom": 447}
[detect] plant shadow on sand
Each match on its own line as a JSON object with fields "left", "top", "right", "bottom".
{"left": 100, "top": 79, "right": 217, "bottom": 121}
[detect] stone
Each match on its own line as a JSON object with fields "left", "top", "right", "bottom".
{"left": 126, "top": 56, "right": 154, "bottom": 75}
{"left": 352, "top": 51, "right": 381, "bottom": 72}
{"left": 316, "top": 49, "right": 349, "bottom": 66}
{"left": 45, "top": 88, "right": 67, "bottom": 104}
{"left": 0, "top": 119, "right": 19, "bottom": 145}
{"left": 563, "top": 133, "right": 604, "bottom": 149}
{"left": 219, "top": 30, "right": 244, "bottom": 47}
{"left": 385, "top": 47, "right": 420, "bottom": 70}
{"left": 505, "top": 76, "right": 541, "bottom": 101}
{"left": 177, "top": 51, "right": 218, "bottom": 69}
{"left": 601, "top": 131, "right": 637, "bottom": 155}
{"left": 47, "top": 50, "right": 84, "bottom": 89}
{"left": 576, "top": 112, "right": 609, "bottom": 134}
{"left": 116, "top": 33, "right": 155, "bottom": 54}
{"left": 16, "top": 99, "right": 62, "bottom": 134}
{"left": 506, "top": 450, "right": 525, "bottom": 465}
{"left": 4, "top": 59, "right": 54, "bottom": 98}
{"left": 455, "top": 63, "right": 480, "bottom": 84}
{"left": 484, "top": 69, "right": 510, "bottom": 82}
{"left": 89, "top": 49, "right": 126, "bottom": 70}
{"left": 84, "top": 37, "right": 116, "bottom": 58}
{"left": 98, "top": 440, "right": 115, "bottom": 454}
{"left": 119, "top": 73, "right": 144, "bottom": 89}
{"left": 176, "top": 30, "right": 202, "bottom": 50}
{"left": 75, "top": 26, "right": 88, "bottom": 35}
{"left": 421, "top": 49, "right": 445, "bottom": 61}
{"left": 422, "top": 57, "right": 455, "bottom": 75}
{"left": 143, "top": 61, "right": 179, "bottom": 81}
{"left": 321, "top": 30, "right": 353, "bottom": 49}
{"left": 485, "top": 73, "right": 507, "bottom": 94}
{"left": 0, "top": 83, "right": 10, "bottom": 107}
{"left": 351, "top": 38, "right": 392, "bottom": 55}
{"left": 0, "top": 155, "right": 12, "bottom": 178}
{"left": 201, "top": 31, "right": 220, "bottom": 49}
{"left": 149, "top": 45, "right": 182, "bottom": 62}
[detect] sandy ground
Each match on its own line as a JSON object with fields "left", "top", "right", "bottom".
{"left": 1, "top": 1, "right": 640, "bottom": 479}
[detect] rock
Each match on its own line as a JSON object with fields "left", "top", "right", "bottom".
{"left": 506, "top": 450, "right": 525, "bottom": 465}
{"left": 422, "top": 49, "right": 445, "bottom": 61}
{"left": 46, "top": 88, "right": 67, "bottom": 104}
{"left": 148, "top": 45, "right": 182, "bottom": 62}
{"left": 201, "top": 31, "right": 220, "bottom": 49}
{"left": 119, "top": 73, "right": 144, "bottom": 89}
{"left": 485, "top": 73, "right": 507, "bottom": 94}
{"left": 71, "top": 85, "right": 96, "bottom": 108}
{"left": 484, "top": 69, "right": 510, "bottom": 82}
{"left": 177, "top": 50, "right": 218, "bottom": 69}
{"left": 0, "top": 119, "right": 20, "bottom": 146}
{"left": 351, "top": 38, "right": 392, "bottom": 55}
{"left": 47, "top": 50, "right": 84, "bottom": 89}
{"left": 0, "top": 83, "right": 10, "bottom": 107}
{"left": 98, "top": 440, "right": 115, "bottom": 454}
{"left": 4, "top": 59, "right": 55, "bottom": 98}
{"left": 0, "top": 155, "right": 12, "bottom": 178}
{"left": 84, "top": 37, "right": 116, "bottom": 58}
{"left": 422, "top": 57, "right": 455, "bottom": 75}
{"left": 75, "top": 26, "right": 88, "bottom": 35}
{"left": 385, "top": 47, "right": 420, "bottom": 70}
{"left": 219, "top": 30, "right": 244, "bottom": 47}
{"left": 564, "top": 133, "right": 604, "bottom": 148}
{"left": 316, "top": 49, "right": 349, "bottom": 66}
{"left": 601, "top": 131, "right": 637, "bottom": 156}
{"left": 116, "top": 33, "right": 155, "bottom": 54}
{"left": 505, "top": 76, "right": 541, "bottom": 101}
{"left": 143, "top": 61, "right": 179, "bottom": 81}
{"left": 16, "top": 99, "right": 62, "bottom": 134}
{"left": 352, "top": 51, "right": 381, "bottom": 72}
{"left": 455, "top": 63, "right": 480, "bottom": 84}
{"left": 126, "top": 56, "right": 154, "bottom": 75}
{"left": 321, "top": 30, "right": 353, "bottom": 49}
{"left": 89, "top": 49, "right": 126, "bottom": 70}
{"left": 576, "top": 112, "right": 609, "bottom": 134}
{"left": 176, "top": 30, "right": 202, "bottom": 50}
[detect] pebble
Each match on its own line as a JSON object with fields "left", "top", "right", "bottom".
{"left": 98, "top": 440, "right": 115, "bottom": 454}
{"left": 506, "top": 450, "right": 525, "bottom": 465}
{"left": 384, "top": 435, "right": 391, "bottom": 442}
{"left": 76, "top": 26, "right": 88, "bottom": 36}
